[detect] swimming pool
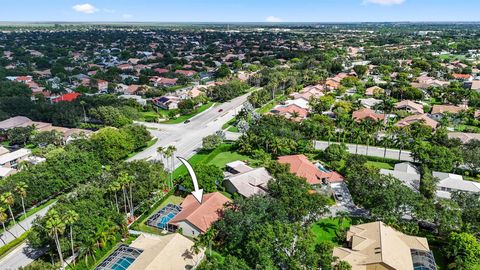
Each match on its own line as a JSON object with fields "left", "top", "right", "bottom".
{"left": 157, "top": 212, "right": 176, "bottom": 228}
{"left": 112, "top": 257, "right": 135, "bottom": 270}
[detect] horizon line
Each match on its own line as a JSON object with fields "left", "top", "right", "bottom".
{"left": 1, "top": 20, "right": 480, "bottom": 24}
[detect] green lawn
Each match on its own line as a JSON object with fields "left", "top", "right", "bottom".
{"left": 311, "top": 218, "right": 351, "bottom": 244}
{"left": 366, "top": 161, "right": 394, "bottom": 170}
{"left": 163, "top": 102, "right": 214, "bottom": 124}
{"left": 207, "top": 150, "right": 253, "bottom": 169}
{"left": 222, "top": 118, "right": 236, "bottom": 130}
{"left": 256, "top": 94, "right": 285, "bottom": 114}
{"left": 227, "top": 126, "right": 239, "bottom": 132}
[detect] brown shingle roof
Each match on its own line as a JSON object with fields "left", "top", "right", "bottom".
{"left": 352, "top": 108, "right": 385, "bottom": 122}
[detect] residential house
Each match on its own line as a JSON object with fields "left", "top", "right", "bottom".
{"left": 223, "top": 161, "right": 272, "bottom": 197}
{"left": 95, "top": 233, "right": 204, "bottom": 270}
{"left": 447, "top": 132, "right": 480, "bottom": 144}
{"left": 169, "top": 192, "right": 231, "bottom": 237}
{"left": 284, "top": 98, "right": 310, "bottom": 110}
{"left": 380, "top": 162, "right": 421, "bottom": 191}
{"left": 430, "top": 104, "right": 467, "bottom": 121}
{"left": 51, "top": 92, "right": 81, "bottom": 103}
{"left": 359, "top": 98, "right": 382, "bottom": 109}
{"left": 0, "top": 148, "right": 31, "bottom": 169}
{"left": 153, "top": 96, "right": 181, "bottom": 110}
{"left": 277, "top": 154, "right": 343, "bottom": 185}
{"left": 0, "top": 147, "right": 9, "bottom": 156}
{"left": 394, "top": 100, "right": 424, "bottom": 114}
{"left": 150, "top": 77, "right": 178, "bottom": 87}
{"left": 434, "top": 172, "right": 480, "bottom": 199}
{"left": 333, "top": 221, "right": 436, "bottom": 270}
{"left": 119, "top": 95, "right": 147, "bottom": 106}
{"left": 175, "top": 70, "right": 197, "bottom": 77}
{"left": 365, "top": 86, "right": 384, "bottom": 96}
{"left": 452, "top": 73, "right": 473, "bottom": 82}
{"left": 470, "top": 80, "right": 480, "bottom": 92}
{"left": 352, "top": 108, "right": 385, "bottom": 122}
{"left": 270, "top": 104, "right": 308, "bottom": 122}
{"left": 395, "top": 114, "right": 438, "bottom": 130}
{"left": 93, "top": 79, "right": 109, "bottom": 91}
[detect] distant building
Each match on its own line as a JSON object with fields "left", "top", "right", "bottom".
{"left": 352, "top": 108, "right": 385, "bottom": 122}
{"left": 395, "top": 114, "right": 438, "bottom": 130}
{"left": 394, "top": 100, "right": 424, "bottom": 115}
{"left": 277, "top": 154, "right": 343, "bottom": 185}
{"left": 152, "top": 96, "right": 181, "bottom": 110}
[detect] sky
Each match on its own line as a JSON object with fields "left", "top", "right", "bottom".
{"left": 1, "top": 0, "right": 479, "bottom": 23}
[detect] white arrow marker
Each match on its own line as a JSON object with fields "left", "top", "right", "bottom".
{"left": 177, "top": 156, "right": 203, "bottom": 204}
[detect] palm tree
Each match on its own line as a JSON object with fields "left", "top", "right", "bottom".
{"left": 14, "top": 182, "right": 28, "bottom": 219}
{"left": 65, "top": 210, "right": 79, "bottom": 263}
{"left": 108, "top": 182, "right": 121, "bottom": 213}
{"left": 1, "top": 192, "right": 16, "bottom": 226}
{"left": 118, "top": 173, "right": 132, "bottom": 219}
{"left": 45, "top": 210, "right": 66, "bottom": 266}
{"left": 80, "top": 101, "right": 87, "bottom": 123}
{"left": 165, "top": 145, "right": 177, "bottom": 189}
{"left": 0, "top": 207, "right": 8, "bottom": 244}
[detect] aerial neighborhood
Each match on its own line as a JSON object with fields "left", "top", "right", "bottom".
{"left": 0, "top": 7, "right": 479, "bottom": 270}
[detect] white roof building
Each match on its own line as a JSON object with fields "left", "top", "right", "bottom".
{"left": 380, "top": 162, "right": 421, "bottom": 192}
{"left": 434, "top": 172, "right": 480, "bottom": 199}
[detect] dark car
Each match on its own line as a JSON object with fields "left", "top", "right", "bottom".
{"left": 218, "top": 109, "right": 224, "bottom": 112}
{"left": 184, "top": 119, "right": 191, "bottom": 124}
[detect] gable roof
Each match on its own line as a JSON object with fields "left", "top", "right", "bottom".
{"left": 277, "top": 154, "right": 343, "bottom": 185}
{"left": 0, "top": 116, "right": 33, "bottom": 130}
{"left": 224, "top": 167, "right": 272, "bottom": 197}
{"left": 170, "top": 192, "right": 230, "bottom": 233}
{"left": 333, "top": 221, "right": 430, "bottom": 270}
{"left": 394, "top": 100, "right": 424, "bottom": 114}
{"left": 431, "top": 104, "right": 467, "bottom": 115}
{"left": 352, "top": 108, "right": 385, "bottom": 122}
{"left": 395, "top": 114, "right": 438, "bottom": 129}
{"left": 129, "top": 233, "right": 203, "bottom": 270}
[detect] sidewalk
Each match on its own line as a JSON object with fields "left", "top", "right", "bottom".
{"left": 0, "top": 203, "right": 55, "bottom": 248}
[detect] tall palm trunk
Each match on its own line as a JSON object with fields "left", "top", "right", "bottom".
{"left": 54, "top": 232, "right": 64, "bottom": 265}
{"left": 129, "top": 185, "right": 134, "bottom": 218}
{"left": 70, "top": 226, "right": 75, "bottom": 265}
{"left": 7, "top": 206, "right": 15, "bottom": 225}
{"left": 114, "top": 193, "right": 119, "bottom": 213}
{"left": 21, "top": 197, "right": 26, "bottom": 219}
{"left": 122, "top": 188, "right": 128, "bottom": 217}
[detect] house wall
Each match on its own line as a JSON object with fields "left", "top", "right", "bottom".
{"left": 223, "top": 180, "right": 238, "bottom": 196}
{"left": 176, "top": 220, "right": 202, "bottom": 238}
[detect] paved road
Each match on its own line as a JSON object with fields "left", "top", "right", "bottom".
{"left": 129, "top": 92, "right": 251, "bottom": 168}
{"left": 0, "top": 242, "right": 47, "bottom": 270}
{"left": 314, "top": 140, "right": 413, "bottom": 162}
{"left": 0, "top": 203, "right": 54, "bottom": 270}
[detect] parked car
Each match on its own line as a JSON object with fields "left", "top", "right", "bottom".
{"left": 184, "top": 119, "right": 191, "bottom": 124}
{"left": 335, "top": 193, "right": 343, "bottom": 201}
{"left": 218, "top": 109, "right": 224, "bottom": 112}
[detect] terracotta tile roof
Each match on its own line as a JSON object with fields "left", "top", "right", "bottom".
{"left": 395, "top": 114, "right": 438, "bottom": 129}
{"left": 352, "top": 108, "right": 385, "bottom": 122}
{"left": 394, "top": 100, "right": 424, "bottom": 114}
{"left": 452, "top": 73, "right": 472, "bottom": 79}
{"left": 52, "top": 92, "right": 81, "bottom": 103}
{"left": 277, "top": 155, "right": 343, "bottom": 185}
{"left": 365, "top": 86, "right": 384, "bottom": 96}
{"left": 270, "top": 104, "right": 309, "bottom": 121}
{"left": 170, "top": 192, "right": 231, "bottom": 233}
{"left": 431, "top": 104, "right": 467, "bottom": 115}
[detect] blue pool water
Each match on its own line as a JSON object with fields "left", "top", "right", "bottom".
{"left": 157, "top": 212, "right": 176, "bottom": 228}
{"left": 112, "top": 257, "right": 135, "bottom": 270}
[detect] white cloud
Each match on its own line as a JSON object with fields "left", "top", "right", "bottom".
{"left": 363, "top": 0, "right": 405, "bottom": 5}
{"left": 72, "top": 3, "right": 99, "bottom": 14}
{"left": 266, "top": 16, "right": 283, "bottom": 22}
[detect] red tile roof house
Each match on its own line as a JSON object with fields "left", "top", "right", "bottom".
{"left": 154, "top": 68, "right": 169, "bottom": 74}
{"left": 394, "top": 100, "right": 424, "bottom": 114}
{"left": 175, "top": 70, "right": 197, "bottom": 77}
{"left": 352, "top": 108, "right": 385, "bottom": 123}
{"left": 170, "top": 192, "right": 231, "bottom": 237}
{"left": 277, "top": 154, "right": 344, "bottom": 186}
{"left": 52, "top": 92, "right": 81, "bottom": 103}
{"left": 270, "top": 104, "right": 309, "bottom": 122}
{"left": 395, "top": 114, "right": 439, "bottom": 130}
{"left": 452, "top": 73, "right": 473, "bottom": 81}
{"left": 365, "top": 86, "right": 384, "bottom": 96}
